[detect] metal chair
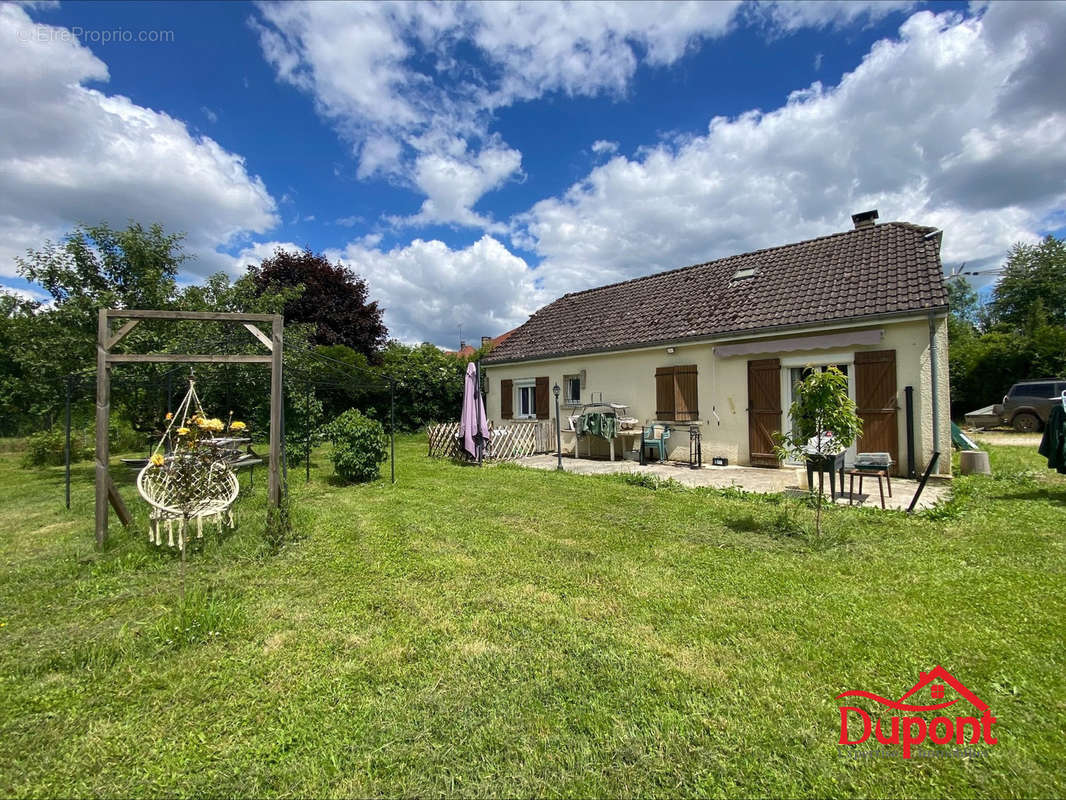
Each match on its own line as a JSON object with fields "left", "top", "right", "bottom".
{"left": 642, "top": 424, "right": 671, "bottom": 461}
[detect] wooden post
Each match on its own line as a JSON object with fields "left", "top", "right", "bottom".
{"left": 95, "top": 309, "right": 110, "bottom": 548}
{"left": 268, "top": 315, "right": 283, "bottom": 507}
{"left": 64, "top": 375, "right": 72, "bottom": 511}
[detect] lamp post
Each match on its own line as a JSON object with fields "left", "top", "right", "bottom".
{"left": 553, "top": 382, "right": 563, "bottom": 471}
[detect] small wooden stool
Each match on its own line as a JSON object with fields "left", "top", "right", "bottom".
{"left": 846, "top": 469, "right": 892, "bottom": 509}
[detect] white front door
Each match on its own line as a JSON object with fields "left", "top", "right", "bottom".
{"left": 783, "top": 363, "right": 858, "bottom": 467}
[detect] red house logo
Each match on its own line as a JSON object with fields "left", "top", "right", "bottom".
{"left": 836, "top": 666, "right": 998, "bottom": 758}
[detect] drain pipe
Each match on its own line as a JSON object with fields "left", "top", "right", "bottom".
{"left": 928, "top": 311, "right": 942, "bottom": 465}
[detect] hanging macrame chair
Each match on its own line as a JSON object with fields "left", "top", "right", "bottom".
{"left": 137, "top": 379, "right": 240, "bottom": 549}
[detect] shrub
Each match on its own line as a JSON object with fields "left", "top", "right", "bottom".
{"left": 20, "top": 420, "right": 149, "bottom": 468}
{"left": 22, "top": 427, "right": 92, "bottom": 467}
{"left": 324, "top": 409, "right": 387, "bottom": 483}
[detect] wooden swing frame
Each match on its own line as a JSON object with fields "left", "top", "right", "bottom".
{"left": 95, "top": 309, "right": 283, "bottom": 549}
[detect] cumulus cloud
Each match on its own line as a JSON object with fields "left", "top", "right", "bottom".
{"left": 326, "top": 235, "right": 542, "bottom": 346}
{"left": 0, "top": 4, "right": 278, "bottom": 278}
{"left": 591, "top": 140, "right": 619, "bottom": 156}
{"left": 516, "top": 5, "right": 1066, "bottom": 296}
{"left": 250, "top": 0, "right": 788, "bottom": 229}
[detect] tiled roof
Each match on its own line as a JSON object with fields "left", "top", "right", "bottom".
{"left": 484, "top": 222, "right": 948, "bottom": 365}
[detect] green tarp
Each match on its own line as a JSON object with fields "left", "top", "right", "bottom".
{"left": 578, "top": 412, "right": 618, "bottom": 440}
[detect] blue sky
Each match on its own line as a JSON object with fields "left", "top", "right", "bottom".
{"left": 2, "top": 1, "right": 1065, "bottom": 346}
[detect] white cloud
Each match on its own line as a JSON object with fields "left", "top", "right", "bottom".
{"left": 396, "top": 143, "right": 522, "bottom": 230}
{"left": 515, "top": 5, "right": 1066, "bottom": 296}
{"left": 257, "top": 0, "right": 870, "bottom": 230}
{"left": 327, "top": 235, "right": 542, "bottom": 346}
{"left": 747, "top": 1, "right": 916, "bottom": 33}
{"left": 0, "top": 4, "right": 278, "bottom": 278}
{"left": 0, "top": 282, "right": 49, "bottom": 304}
{"left": 591, "top": 139, "right": 618, "bottom": 156}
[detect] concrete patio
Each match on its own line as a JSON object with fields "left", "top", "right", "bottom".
{"left": 514, "top": 455, "right": 950, "bottom": 511}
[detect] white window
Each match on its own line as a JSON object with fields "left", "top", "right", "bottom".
{"left": 515, "top": 379, "right": 536, "bottom": 419}
{"left": 563, "top": 374, "right": 581, "bottom": 406}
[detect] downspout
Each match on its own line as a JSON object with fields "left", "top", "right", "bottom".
{"left": 928, "top": 311, "right": 941, "bottom": 463}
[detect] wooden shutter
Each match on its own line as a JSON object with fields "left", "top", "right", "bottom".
{"left": 535, "top": 377, "right": 550, "bottom": 420}
{"left": 501, "top": 379, "right": 513, "bottom": 419}
{"left": 656, "top": 367, "right": 675, "bottom": 420}
{"left": 748, "top": 358, "right": 782, "bottom": 468}
{"left": 675, "top": 365, "right": 698, "bottom": 421}
{"left": 855, "top": 350, "right": 899, "bottom": 474}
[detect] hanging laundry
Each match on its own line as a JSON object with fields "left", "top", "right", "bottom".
{"left": 1038, "top": 405, "right": 1066, "bottom": 474}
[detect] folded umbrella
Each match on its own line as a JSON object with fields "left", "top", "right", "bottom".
{"left": 460, "top": 361, "right": 490, "bottom": 459}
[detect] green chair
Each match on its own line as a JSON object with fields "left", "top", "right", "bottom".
{"left": 642, "top": 424, "right": 671, "bottom": 461}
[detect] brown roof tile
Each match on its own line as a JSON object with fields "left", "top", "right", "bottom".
{"left": 485, "top": 222, "right": 948, "bottom": 364}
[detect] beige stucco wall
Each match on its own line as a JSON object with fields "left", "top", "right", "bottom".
{"left": 483, "top": 315, "right": 951, "bottom": 476}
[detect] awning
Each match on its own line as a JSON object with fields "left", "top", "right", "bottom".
{"left": 712, "top": 328, "right": 883, "bottom": 358}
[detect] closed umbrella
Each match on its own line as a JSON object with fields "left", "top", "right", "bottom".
{"left": 460, "top": 361, "right": 490, "bottom": 460}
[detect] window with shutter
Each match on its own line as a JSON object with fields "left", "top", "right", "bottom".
{"left": 655, "top": 365, "right": 698, "bottom": 421}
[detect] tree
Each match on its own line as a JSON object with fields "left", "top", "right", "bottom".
{"left": 772, "top": 367, "right": 862, "bottom": 538}
{"left": 250, "top": 248, "right": 387, "bottom": 358}
{"left": 990, "top": 235, "right": 1066, "bottom": 328}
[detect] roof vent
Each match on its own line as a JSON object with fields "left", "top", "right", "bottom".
{"left": 731, "top": 266, "right": 758, "bottom": 281}
{"left": 851, "top": 209, "right": 879, "bottom": 229}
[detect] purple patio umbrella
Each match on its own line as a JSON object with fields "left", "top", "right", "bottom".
{"left": 460, "top": 361, "right": 490, "bottom": 460}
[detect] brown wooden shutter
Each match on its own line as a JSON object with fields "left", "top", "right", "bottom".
{"left": 674, "top": 365, "right": 698, "bottom": 421}
{"left": 748, "top": 358, "right": 782, "bottom": 468}
{"left": 501, "top": 379, "right": 513, "bottom": 419}
{"left": 655, "top": 367, "right": 675, "bottom": 420}
{"left": 535, "top": 376, "right": 550, "bottom": 420}
{"left": 855, "top": 350, "right": 899, "bottom": 474}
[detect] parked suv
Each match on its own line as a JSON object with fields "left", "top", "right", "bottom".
{"left": 995, "top": 380, "right": 1066, "bottom": 432}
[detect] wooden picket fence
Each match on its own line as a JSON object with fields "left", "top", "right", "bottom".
{"left": 427, "top": 420, "right": 556, "bottom": 462}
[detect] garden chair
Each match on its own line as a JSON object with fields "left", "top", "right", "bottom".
{"left": 642, "top": 424, "right": 671, "bottom": 461}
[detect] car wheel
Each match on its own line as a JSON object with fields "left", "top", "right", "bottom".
{"left": 1012, "top": 412, "right": 1041, "bottom": 433}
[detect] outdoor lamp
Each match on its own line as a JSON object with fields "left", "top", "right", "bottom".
{"left": 553, "top": 382, "right": 563, "bottom": 470}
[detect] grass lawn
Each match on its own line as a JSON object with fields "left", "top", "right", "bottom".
{"left": 1, "top": 435, "right": 1064, "bottom": 797}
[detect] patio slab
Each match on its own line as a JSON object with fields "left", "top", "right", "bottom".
{"left": 513, "top": 455, "right": 950, "bottom": 511}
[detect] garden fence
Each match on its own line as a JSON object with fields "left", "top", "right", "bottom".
{"left": 427, "top": 420, "right": 556, "bottom": 462}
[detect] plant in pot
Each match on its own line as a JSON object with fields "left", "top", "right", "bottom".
{"left": 772, "top": 366, "right": 862, "bottom": 538}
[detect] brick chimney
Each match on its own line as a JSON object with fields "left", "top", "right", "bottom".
{"left": 852, "top": 209, "right": 879, "bottom": 229}
{"left": 481, "top": 336, "right": 492, "bottom": 348}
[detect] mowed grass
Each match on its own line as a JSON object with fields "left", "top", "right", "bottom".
{"left": 0, "top": 436, "right": 1064, "bottom": 798}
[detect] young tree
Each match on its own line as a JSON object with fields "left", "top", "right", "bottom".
{"left": 772, "top": 367, "right": 862, "bottom": 538}
{"left": 250, "top": 248, "right": 388, "bottom": 358}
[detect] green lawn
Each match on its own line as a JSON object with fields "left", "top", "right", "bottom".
{"left": 1, "top": 436, "right": 1064, "bottom": 798}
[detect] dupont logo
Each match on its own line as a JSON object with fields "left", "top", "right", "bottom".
{"left": 836, "top": 666, "right": 998, "bottom": 759}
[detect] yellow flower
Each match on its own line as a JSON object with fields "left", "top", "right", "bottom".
{"left": 204, "top": 418, "right": 225, "bottom": 432}
{"left": 150, "top": 453, "right": 165, "bottom": 467}
{"left": 229, "top": 420, "right": 246, "bottom": 431}
{"left": 177, "top": 427, "right": 190, "bottom": 436}
{"left": 165, "top": 412, "right": 173, "bottom": 421}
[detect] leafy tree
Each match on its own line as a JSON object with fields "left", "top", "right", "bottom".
{"left": 990, "top": 235, "right": 1066, "bottom": 328}
{"left": 250, "top": 248, "right": 387, "bottom": 358}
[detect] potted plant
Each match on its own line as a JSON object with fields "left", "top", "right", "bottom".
{"left": 773, "top": 367, "right": 862, "bottom": 537}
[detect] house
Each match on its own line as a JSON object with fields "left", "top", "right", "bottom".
{"left": 446, "top": 329, "right": 517, "bottom": 359}
{"left": 482, "top": 211, "right": 950, "bottom": 476}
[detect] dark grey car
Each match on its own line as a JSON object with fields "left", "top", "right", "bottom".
{"left": 995, "top": 380, "right": 1066, "bottom": 432}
